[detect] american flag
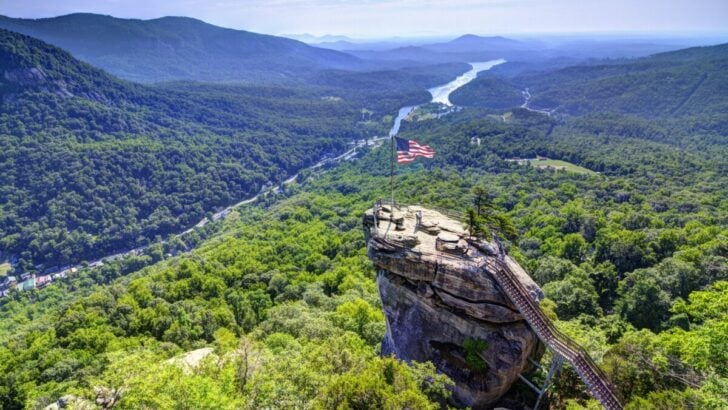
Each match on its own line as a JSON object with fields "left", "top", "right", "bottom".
{"left": 395, "top": 137, "right": 435, "bottom": 163}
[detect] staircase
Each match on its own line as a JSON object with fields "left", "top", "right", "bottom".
{"left": 485, "top": 258, "right": 624, "bottom": 410}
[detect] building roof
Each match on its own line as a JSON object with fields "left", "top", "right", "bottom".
{"left": 18, "top": 278, "right": 35, "bottom": 291}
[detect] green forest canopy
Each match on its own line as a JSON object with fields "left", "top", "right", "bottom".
{"left": 0, "top": 29, "right": 466, "bottom": 270}
{"left": 0, "top": 25, "right": 726, "bottom": 410}
{"left": 1, "top": 100, "right": 725, "bottom": 408}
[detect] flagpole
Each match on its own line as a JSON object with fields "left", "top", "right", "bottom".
{"left": 390, "top": 135, "right": 395, "bottom": 209}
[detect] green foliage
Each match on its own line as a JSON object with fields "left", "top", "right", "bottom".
{"left": 544, "top": 270, "right": 602, "bottom": 320}
{"left": 672, "top": 281, "right": 728, "bottom": 324}
{"left": 0, "top": 30, "right": 725, "bottom": 410}
{"left": 466, "top": 186, "right": 518, "bottom": 241}
{"left": 616, "top": 275, "right": 672, "bottom": 331}
{"left": 462, "top": 338, "right": 488, "bottom": 372}
{"left": 559, "top": 233, "right": 588, "bottom": 263}
{"left": 0, "top": 188, "right": 457, "bottom": 408}
{"left": 601, "top": 282, "right": 728, "bottom": 407}
{"left": 0, "top": 29, "right": 463, "bottom": 270}
{"left": 625, "top": 389, "right": 701, "bottom": 410}
{"left": 313, "top": 357, "right": 450, "bottom": 410}
{"left": 331, "top": 298, "right": 385, "bottom": 345}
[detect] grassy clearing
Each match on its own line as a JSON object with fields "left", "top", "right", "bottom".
{"left": 407, "top": 104, "right": 447, "bottom": 122}
{"left": 530, "top": 159, "right": 597, "bottom": 175}
{"left": 0, "top": 262, "right": 10, "bottom": 277}
{"left": 507, "top": 157, "right": 597, "bottom": 175}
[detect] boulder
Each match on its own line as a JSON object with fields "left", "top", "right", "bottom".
{"left": 365, "top": 205, "right": 544, "bottom": 408}
{"left": 378, "top": 271, "right": 543, "bottom": 408}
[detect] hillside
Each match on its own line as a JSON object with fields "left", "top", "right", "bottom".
{"left": 0, "top": 28, "right": 375, "bottom": 271}
{"left": 0, "top": 96, "right": 725, "bottom": 409}
{"left": 453, "top": 43, "right": 728, "bottom": 120}
{"left": 0, "top": 28, "right": 472, "bottom": 272}
{"left": 0, "top": 13, "right": 364, "bottom": 83}
{"left": 523, "top": 44, "right": 728, "bottom": 118}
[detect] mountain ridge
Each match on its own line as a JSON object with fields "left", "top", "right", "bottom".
{"left": 0, "top": 13, "right": 365, "bottom": 83}
{"left": 451, "top": 42, "right": 728, "bottom": 121}
{"left": 0, "top": 28, "right": 378, "bottom": 269}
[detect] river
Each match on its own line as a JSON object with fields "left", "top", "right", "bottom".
{"left": 389, "top": 59, "right": 506, "bottom": 137}
{"left": 5, "top": 60, "right": 505, "bottom": 295}
{"left": 428, "top": 59, "right": 506, "bottom": 106}
{"left": 230, "top": 59, "right": 507, "bottom": 224}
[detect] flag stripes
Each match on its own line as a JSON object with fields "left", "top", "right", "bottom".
{"left": 395, "top": 137, "right": 435, "bottom": 163}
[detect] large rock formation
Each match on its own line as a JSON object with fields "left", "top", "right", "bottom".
{"left": 364, "top": 205, "right": 544, "bottom": 408}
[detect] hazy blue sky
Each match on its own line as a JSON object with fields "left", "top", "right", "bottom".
{"left": 2, "top": 0, "right": 727, "bottom": 38}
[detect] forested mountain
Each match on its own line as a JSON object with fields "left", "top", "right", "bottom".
{"left": 343, "top": 34, "right": 692, "bottom": 67}
{"left": 0, "top": 13, "right": 364, "bottom": 83}
{"left": 0, "top": 10, "right": 725, "bottom": 409}
{"left": 0, "top": 29, "right": 465, "bottom": 271}
{"left": 423, "top": 34, "right": 530, "bottom": 53}
{"left": 522, "top": 44, "right": 728, "bottom": 118}
{"left": 0, "top": 96, "right": 725, "bottom": 408}
{"left": 452, "top": 43, "right": 728, "bottom": 121}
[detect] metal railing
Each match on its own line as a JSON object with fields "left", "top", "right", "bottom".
{"left": 485, "top": 257, "right": 624, "bottom": 410}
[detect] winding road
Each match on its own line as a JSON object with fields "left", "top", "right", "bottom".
{"left": 7, "top": 61, "right": 506, "bottom": 294}
{"left": 520, "top": 88, "right": 554, "bottom": 116}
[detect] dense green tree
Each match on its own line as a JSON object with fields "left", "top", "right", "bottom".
{"left": 560, "top": 233, "right": 588, "bottom": 263}
{"left": 616, "top": 275, "right": 672, "bottom": 331}
{"left": 544, "top": 271, "right": 602, "bottom": 320}
{"left": 313, "top": 358, "right": 450, "bottom": 410}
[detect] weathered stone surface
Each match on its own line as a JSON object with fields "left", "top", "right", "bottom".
{"left": 165, "top": 347, "right": 215, "bottom": 373}
{"left": 365, "top": 205, "right": 545, "bottom": 409}
{"left": 379, "top": 271, "right": 542, "bottom": 408}
{"left": 433, "top": 287, "right": 523, "bottom": 323}
{"left": 43, "top": 395, "right": 95, "bottom": 410}
{"left": 3, "top": 67, "right": 48, "bottom": 86}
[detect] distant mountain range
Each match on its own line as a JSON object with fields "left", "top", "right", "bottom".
{"left": 284, "top": 34, "right": 443, "bottom": 52}
{"left": 338, "top": 34, "right": 701, "bottom": 66}
{"left": 0, "top": 13, "right": 365, "bottom": 83}
{"left": 451, "top": 42, "right": 728, "bottom": 121}
{"left": 0, "top": 14, "right": 697, "bottom": 83}
{"left": 345, "top": 34, "right": 538, "bottom": 64}
{"left": 425, "top": 34, "right": 531, "bottom": 53}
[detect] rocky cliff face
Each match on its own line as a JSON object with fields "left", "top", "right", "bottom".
{"left": 364, "top": 205, "right": 544, "bottom": 408}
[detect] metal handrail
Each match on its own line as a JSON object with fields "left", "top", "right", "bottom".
{"left": 486, "top": 258, "right": 624, "bottom": 410}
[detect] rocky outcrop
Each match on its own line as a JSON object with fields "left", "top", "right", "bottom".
{"left": 165, "top": 347, "right": 216, "bottom": 373}
{"left": 364, "top": 205, "right": 545, "bottom": 408}
{"left": 2, "top": 67, "right": 110, "bottom": 104}
{"left": 3, "top": 67, "right": 48, "bottom": 86}
{"left": 43, "top": 395, "right": 95, "bottom": 410}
